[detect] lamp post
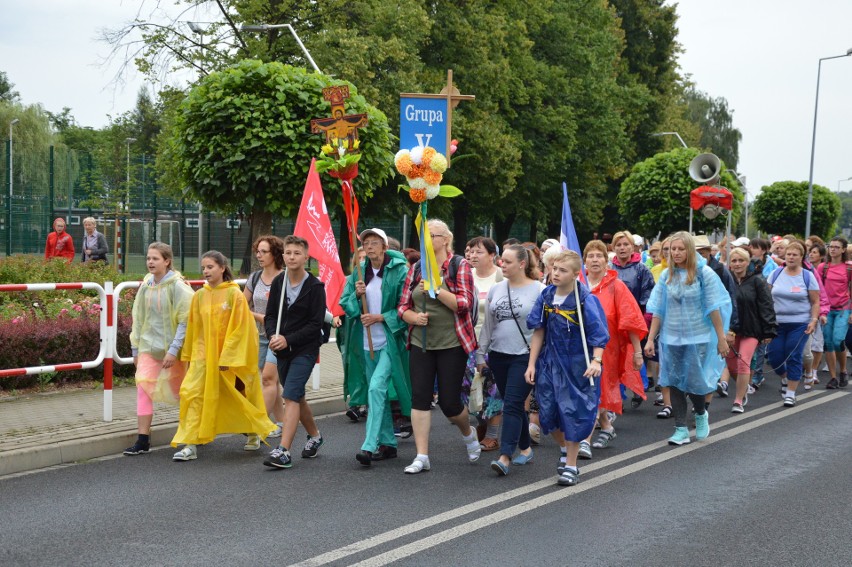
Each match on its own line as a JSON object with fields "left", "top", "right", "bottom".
{"left": 728, "top": 170, "right": 748, "bottom": 238}
{"left": 805, "top": 48, "right": 852, "bottom": 238}
{"left": 837, "top": 176, "right": 852, "bottom": 192}
{"left": 651, "top": 131, "right": 688, "bottom": 149}
{"left": 6, "top": 118, "right": 19, "bottom": 256}
{"left": 241, "top": 23, "right": 321, "bottom": 73}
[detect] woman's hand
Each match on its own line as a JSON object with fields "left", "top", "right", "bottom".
{"left": 805, "top": 320, "right": 817, "bottom": 335}
{"left": 269, "top": 334, "right": 287, "bottom": 351}
{"left": 162, "top": 353, "right": 177, "bottom": 369}
{"left": 524, "top": 366, "right": 536, "bottom": 385}
{"left": 717, "top": 336, "right": 729, "bottom": 357}
{"left": 413, "top": 312, "right": 429, "bottom": 327}
{"left": 632, "top": 352, "right": 643, "bottom": 371}
{"left": 584, "top": 360, "right": 602, "bottom": 378}
{"left": 726, "top": 332, "right": 736, "bottom": 346}
{"left": 643, "top": 340, "right": 656, "bottom": 358}
{"left": 820, "top": 315, "right": 828, "bottom": 325}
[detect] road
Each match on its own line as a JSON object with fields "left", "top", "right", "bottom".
{"left": 1, "top": 384, "right": 850, "bottom": 567}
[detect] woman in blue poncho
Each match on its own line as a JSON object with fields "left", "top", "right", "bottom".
{"left": 525, "top": 250, "right": 609, "bottom": 487}
{"left": 644, "top": 232, "right": 731, "bottom": 446}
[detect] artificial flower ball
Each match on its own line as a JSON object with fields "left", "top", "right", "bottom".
{"left": 408, "top": 177, "right": 428, "bottom": 189}
{"left": 395, "top": 150, "right": 413, "bottom": 176}
{"left": 430, "top": 153, "right": 448, "bottom": 173}
{"left": 410, "top": 145, "right": 424, "bottom": 165}
{"left": 421, "top": 147, "right": 436, "bottom": 166}
{"left": 423, "top": 169, "right": 443, "bottom": 186}
{"left": 410, "top": 187, "right": 427, "bottom": 203}
{"left": 425, "top": 184, "right": 441, "bottom": 200}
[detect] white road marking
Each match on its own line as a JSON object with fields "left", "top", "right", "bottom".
{"left": 292, "top": 391, "right": 847, "bottom": 567}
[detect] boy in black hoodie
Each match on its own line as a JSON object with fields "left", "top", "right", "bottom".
{"left": 263, "top": 235, "right": 327, "bottom": 469}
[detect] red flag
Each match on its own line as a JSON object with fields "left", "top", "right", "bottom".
{"left": 294, "top": 159, "right": 346, "bottom": 316}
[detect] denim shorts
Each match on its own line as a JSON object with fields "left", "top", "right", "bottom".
{"left": 258, "top": 335, "right": 278, "bottom": 370}
{"left": 277, "top": 353, "right": 315, "bottom": 401}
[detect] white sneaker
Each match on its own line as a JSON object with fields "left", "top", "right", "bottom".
{"left": 244, "top": 434, "right": 261, "bottom": 451}
{"left": 465, "top": 434, "right": 481, "bottom": 463}
{"left": 173, "top": 445, "right": 197, "bottom": 461}
{"left": 268, "top": 422, "right": 283, "bottom": 438}
{"left": 529, "top": 423, "right": 541, "bottom": 445}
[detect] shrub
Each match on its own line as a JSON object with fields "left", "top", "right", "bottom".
{"left": 0, "top": 314, "right": 135, "bottom": 390}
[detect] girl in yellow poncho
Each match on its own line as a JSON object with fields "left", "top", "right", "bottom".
{"left": 124, "top": 242, "right": 195, "bottom": 456}
{"left": 171, "top": 251, "right": 274, "bottom": 461}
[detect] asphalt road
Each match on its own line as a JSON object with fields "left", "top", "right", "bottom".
{"left": 2, "top": 380, "right": 850, "bottom": 567}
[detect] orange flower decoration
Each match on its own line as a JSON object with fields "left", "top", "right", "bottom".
{"left": 410, "top": 188, "right": 427, "bottom": 203}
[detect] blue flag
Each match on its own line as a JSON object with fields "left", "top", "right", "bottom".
{"left": 560, "top": 182, "right": 585, "bottom": 283}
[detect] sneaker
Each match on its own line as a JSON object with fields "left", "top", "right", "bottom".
{"left": 653, "top": 392, "right": 664, "bottom": 406}
{"left": 731, "top": 402, "right": 744, "bottom": 414}
{"left": 804, "top": 377, "right": 814, "bottom": 391}
{"left": 557, "top": 467, "right": 580, "bottom": 486}
{"left": 826, "top": 377, "right": 839, "bottom": 390}
{"left": 123, "top": 440, "right": 150, "bottom": 456}
{"left": 783, "top": 396, "right": 796, "bottom": 407}
{"left": 263, "top": 446, "right": 292, "bottom": 469}
{"left": 667, "top": 427, "right": 691, "bottom": 446}
{"left": 752, "top": 376, "right": 765, "bottom": 390}
{"left": 465, "top": 436, "right": 482, "bottom": 463}
{"left": 578, "top": 440, "right": 592, "bottom": 460}
{"left": 244, "top": 434, "right": 261, "bottom": 451}
{"left": 743, "top": 394, "right": 748, "bottom": 407}
{"left": 268, "top": 422, "right": 283, "bottom": 438}
{"left": 172, "top": 445, "right": 197, "bottom": 461}
{"left": 716, "top": 381, "right": 729, "bottom": 398}
{"left": 747, "top": 384, "right": 756, "bottom": 395}
{"left": 839, "top": 373, "right": 849, "bottom": 388}
{"left": 301, "top": 435, "right": 324, "bottom": 458}
{"left": 529, "top": 423, "right": 541, "bottom": 445}
{"left": 695, "top": 412, "right": 710, "bottom": 440}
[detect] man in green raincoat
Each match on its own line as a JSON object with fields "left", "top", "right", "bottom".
{"left": 340, "top": 228, "right": 411, "bottom": 466}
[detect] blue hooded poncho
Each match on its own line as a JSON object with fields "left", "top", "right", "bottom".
{"left": 527, "top": 284, "right": 609, "bottom": 442}
{"left": 647, "top": 257, "right": 732, "bottom": 395}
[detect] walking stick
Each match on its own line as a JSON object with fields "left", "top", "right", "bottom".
{"left": 574, "top": 281, "right": 594, "bottom": 387}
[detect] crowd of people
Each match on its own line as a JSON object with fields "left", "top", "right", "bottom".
{"left": 120, "top": 226, "right": 851, "bottom": 487}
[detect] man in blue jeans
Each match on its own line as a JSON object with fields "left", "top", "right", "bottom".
{"left": 263, "top": 236, "right": 328, "bottom": 469}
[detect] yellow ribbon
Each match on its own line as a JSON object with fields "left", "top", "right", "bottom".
{"left": 414, "top": 207, "right": 443, "bottom": 295}
{"left": 544, "top": 304, "right": 578, "bottom": 325}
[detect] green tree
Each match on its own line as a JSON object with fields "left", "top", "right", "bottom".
{"left": 836, "top": 191, "right": 852, "bottom": 232}
{"left": 158, "top": 59, "right": 394, "bottom": 253}
{"left": 618, "top": 147, "right": 743, "bottom": 237}
{"left": 752, "top": 181, "right": 840, "bottom": 239}
{"left": 0, "top": 71, "right": 19, "bottom": 103}
{"left": 681, "top": 85, "right": 742, "bottom": 170}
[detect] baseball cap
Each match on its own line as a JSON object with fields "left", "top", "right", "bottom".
{"left": 359, "top": 227, "right": 388, "bottom": 246}
{"left": 632, "top": 235, "right": 644, "bottom": 246}
{"left": 733, "top": 237, "right": 751, "bottom": 247}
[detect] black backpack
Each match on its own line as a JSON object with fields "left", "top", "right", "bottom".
{"left": 410, "top": 255, "right": 479, "bottom": 326}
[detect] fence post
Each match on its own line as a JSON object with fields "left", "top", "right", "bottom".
{"left": 103, "top": 281, "right": 114, "bottom": 422}
{"left": 5, "top": 139, "right": 10, "bottom": 256}
{"left": 180, "top": 199, "right": 186, "bottom": 271}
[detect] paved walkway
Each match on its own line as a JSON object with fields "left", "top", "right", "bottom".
{"left": 0, "top": 343, "right": 347, "bottom": 476}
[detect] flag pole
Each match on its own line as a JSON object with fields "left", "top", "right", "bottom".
{"left": 574, "top": 280, "right": 594, "bottom": 388}
{"left": 346, "top": 181, "right": 374, "bottom": 359}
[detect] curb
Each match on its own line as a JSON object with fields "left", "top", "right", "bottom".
{"left": 0, "top": 392, "right": 346, "bottom": 478}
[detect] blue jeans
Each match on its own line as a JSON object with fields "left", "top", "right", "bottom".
{"left": 751, "top": 343, "right": 767, "bottom": 385}
{"left": 361, "top": 348, "right": 396, "bottom": 452}
{"left": 767, "top": 322, "right": 808, "bottom": 382}
{"left": 822, "top": 309, "right": 850, "bottom": 352}
{"left": 488, "top": 351, "right": 532, "bottom": 457}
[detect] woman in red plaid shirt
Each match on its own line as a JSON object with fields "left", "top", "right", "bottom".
{"left": 397, "top": 219, "right": 482, "bottom": 474}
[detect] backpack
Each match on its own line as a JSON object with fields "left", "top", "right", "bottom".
{"left": 768, "top": 266, "right": 812, "bottom": 288}
{"left": 247, "top": 270, "right": 263, "bottom": 310}
{"left": 410, "top": 254, "right": 479, "bottom": 326}
{"left": 820, "top": 262, "right": 852, "bottom": 287}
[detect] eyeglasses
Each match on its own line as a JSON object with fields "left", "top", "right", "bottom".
{"left": 255, "top": 249, "right": 271, "bottom": 255}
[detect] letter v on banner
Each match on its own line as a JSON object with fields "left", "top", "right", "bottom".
{"left": 294, "top": 159, "right": 346, "bottom": 315}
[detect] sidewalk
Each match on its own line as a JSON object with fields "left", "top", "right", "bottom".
{"left": 0, "top": 343, "right": 347, "bottom": 476}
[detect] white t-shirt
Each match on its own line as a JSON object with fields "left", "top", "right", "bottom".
{"left": 364, "top": 266, "right": 387, "bottom": 350}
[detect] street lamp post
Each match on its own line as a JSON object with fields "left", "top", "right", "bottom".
{"left": 728, "top": 170, "right": 748, "bottom": 238}
{"left": 241, "top": 23, "right": 321, "bottom": 73}
{"left": 805, "top": 48, "right": 852, "bottom": 238}
{"left": 651, "top": 131, "right": 688, "bottom": 149}
{"left": 6, "top": 118, "right": 19, "bottom": 256}
{"left": 837, "top": 176, "right": 852, "bottom": 192}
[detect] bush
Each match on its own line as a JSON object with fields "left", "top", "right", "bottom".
{"left": 0, "top": 314, "right": 134, "bottom": 390}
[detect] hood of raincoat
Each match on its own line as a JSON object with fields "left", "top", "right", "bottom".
{"left": 612, "top": 251, "right": 642, "bottom": 268}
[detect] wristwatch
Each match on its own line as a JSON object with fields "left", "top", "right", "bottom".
{"left": 592, "top": 356, "right": 602, "bottom": 364}
{"left": 435, "top": 288, "right": 442, "bottom": 296}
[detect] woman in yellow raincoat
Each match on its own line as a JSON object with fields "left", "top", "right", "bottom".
{"left": 171, "top": 251, "right": 274, "bottom": 461}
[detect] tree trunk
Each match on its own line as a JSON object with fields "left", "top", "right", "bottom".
{"left": 493, "top": 213, "right": 516, "bottom": 247}
{"left": 241, "top": 205, "right": 272, "bottom": 275}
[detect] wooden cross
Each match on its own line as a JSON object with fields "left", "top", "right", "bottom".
{"left": 311, "top": 85, "right": 369, "bottom": 150}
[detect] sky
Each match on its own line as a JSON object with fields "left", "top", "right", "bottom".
{"left": 1, "top": 0, "right": 851, "bottom": 199}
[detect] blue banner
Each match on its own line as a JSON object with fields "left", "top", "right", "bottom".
{"left": 400, "top": 97, "right": 449, "bottom": 154}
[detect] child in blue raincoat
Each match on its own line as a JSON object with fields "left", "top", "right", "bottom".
{"left": 644, "top": 232, "right": 731, "bottom": 447}
{"left": 525, "top": 250, "right": 609, "bottom": 487}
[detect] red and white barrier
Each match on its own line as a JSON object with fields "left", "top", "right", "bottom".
{"left": 1, "top": 277, "right": 335, "bottom": 422}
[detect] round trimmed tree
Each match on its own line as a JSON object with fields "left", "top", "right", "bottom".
{"left": 752, "top": 180, "right": 840, "bottom": 238}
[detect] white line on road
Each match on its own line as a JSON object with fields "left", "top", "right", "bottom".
{"left": 292, "top": 391, "right": 848, "bottom": 567}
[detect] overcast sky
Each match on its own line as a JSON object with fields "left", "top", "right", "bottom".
{"left": 1, "top": 0, "right": 851, "bottom": 199}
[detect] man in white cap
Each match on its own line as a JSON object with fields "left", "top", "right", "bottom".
{"left": 339, "top": 228, "right": 412, "bottom": 467}
{"left": 695, "top": 234, "right": 739, "bottom": 400}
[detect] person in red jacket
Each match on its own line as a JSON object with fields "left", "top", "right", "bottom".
{"left": 44, "top": 217, "right": 75, "bottom": 262}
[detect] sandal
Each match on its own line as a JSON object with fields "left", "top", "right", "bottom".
{"left": 592, "top": 429, "right": 616, "bottom": 449}
{"left": 631, "top": 394, "right": 644, "bottom": 409}
{"left": 480, "top": 437, "right": 499, "bottom": 452}
{"left": 656, "top": 405, "right": 672, "bottom": 419}
{"left": 404, "top": 458, "right": 431, "bottom": 474}
{"left": 653, "top": 393, "right": 664, "bottom": 406}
